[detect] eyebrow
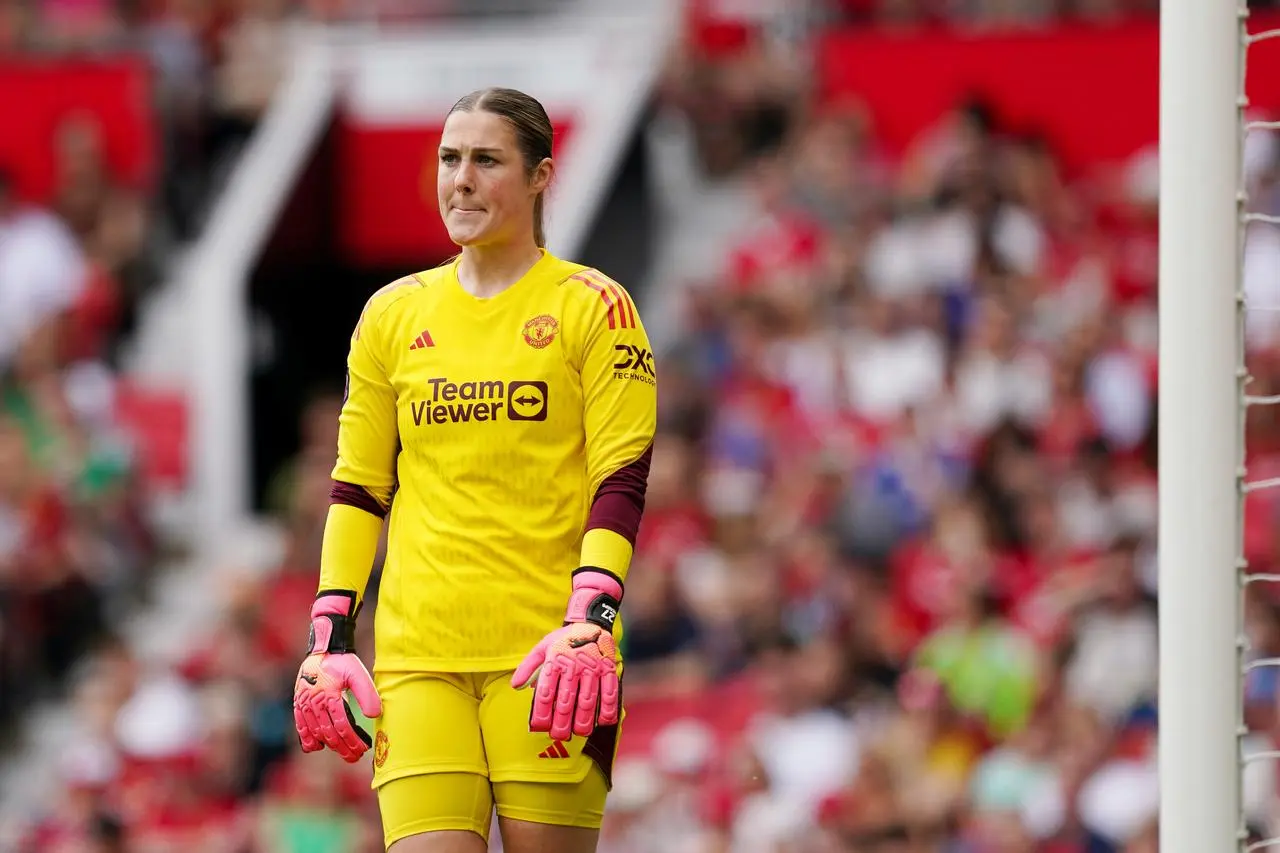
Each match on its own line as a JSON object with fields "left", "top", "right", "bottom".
{"left": 438, "top": 146, "right": 502, "bottom": 155}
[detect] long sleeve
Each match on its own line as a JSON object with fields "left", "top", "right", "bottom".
{"left": 321, "top": 288, "right": 403, "bottom": 602}
{"left": 318, "top": 503, "right": 384, "bottom": 607}
{"left": 331, "top": 294, "right": 400, "bottom": 501}
{"left": 574, "top": 273, "right": 657, "bottom": 581}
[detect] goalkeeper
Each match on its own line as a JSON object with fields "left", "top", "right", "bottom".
{"left": 291, "top": 86, "right": 656, "bottom": 853}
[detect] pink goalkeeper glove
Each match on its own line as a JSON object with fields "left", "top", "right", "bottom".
{"left": 293, "top": 591, "right": 382, "bottom": 763}
{"left": 511, "top": 568, "right": 623, "bottom": 741}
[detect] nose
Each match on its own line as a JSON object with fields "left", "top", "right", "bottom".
{"left": 453, "top": 160, "right": 475, "bottom": 194}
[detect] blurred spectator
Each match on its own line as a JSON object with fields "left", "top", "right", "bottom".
{"left": 0, "top": 0, "right": 162, "bottom": 775}
{"left": 210, "top": 0, "right": 299, "bottom": 167}
{"left": 628, "top": 4, "right": 1220, "bottom": 850}
{"left": 0, "top": 169, "right": 88, "bottom": 370}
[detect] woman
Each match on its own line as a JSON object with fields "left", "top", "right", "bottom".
{"left": 291, "top": 87, "right": 657, "bottom": 853}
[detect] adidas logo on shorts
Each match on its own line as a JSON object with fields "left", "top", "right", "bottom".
{"left": 538, "top": 740, "right": 570, "bottom": 759}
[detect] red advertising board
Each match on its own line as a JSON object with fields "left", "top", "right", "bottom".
{"left": 0, "top": 58, "right": 156, "bottom": 203}
{"left": 816, "top": 13, "right": 1280, "bottom": 173}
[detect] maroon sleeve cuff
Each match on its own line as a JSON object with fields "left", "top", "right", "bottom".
{"left": 329, "top": 480, "right": 389, "bottom": 519}
{"left": 585, "top": 445, "right": 652, "bottom": 546}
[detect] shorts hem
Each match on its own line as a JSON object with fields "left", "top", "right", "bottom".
{"left": 488, "top": 764, "right": 593, "bottom": 786}
{"left": 373, "top": 763, "right": 490, "bottom": 789}
{"left": 495, "top": 803, "right": 603, "bottom": 831}
{"left": 385, "top": 818, "right": 490, "bottom": 848}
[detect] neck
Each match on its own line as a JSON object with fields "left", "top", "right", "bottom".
{"left": 457, "top": 240, "right": 543, "bottom": 299}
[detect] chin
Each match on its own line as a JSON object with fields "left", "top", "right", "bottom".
{"left": 445, "top": 226, "right": 485, "bottom": 247}
{"left": 444, "top": 213, "right": 495, "bottom": 247}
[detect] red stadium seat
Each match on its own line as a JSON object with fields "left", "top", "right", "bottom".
{"left": 113, "top": 381, "right": 189, "bottom": 490}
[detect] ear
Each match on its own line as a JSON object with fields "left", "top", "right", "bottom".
{"left": 530, "top": 157, "right": 554, "bottom": 196}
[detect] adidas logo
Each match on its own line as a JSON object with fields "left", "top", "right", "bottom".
{"left": 538, "top": 740, "right": 570, "bottom": 759}
{"left": 409, "top": 330, "right": 434, "bottom": 350}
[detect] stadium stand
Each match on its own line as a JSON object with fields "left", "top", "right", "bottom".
{"left": 5, "top": 0, "right": 1280, "bottom": 851}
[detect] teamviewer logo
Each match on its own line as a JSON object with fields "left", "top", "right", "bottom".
{"left": 507, "top": 381, "right": 548, "bottom": 421}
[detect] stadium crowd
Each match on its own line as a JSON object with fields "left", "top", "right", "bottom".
{"left": 0, "top": 131, "right": 157, "bottom": 733}
{"left": 7, "top": 1, "right": 1280, "bottom": 852}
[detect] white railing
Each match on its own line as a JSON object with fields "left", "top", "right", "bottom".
{"left": 183, "top": 29, "right": 339, "bottom": 551}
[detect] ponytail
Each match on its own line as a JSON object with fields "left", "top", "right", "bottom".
{"left": 534, "top": 193, "right": 546, "bottom": 248}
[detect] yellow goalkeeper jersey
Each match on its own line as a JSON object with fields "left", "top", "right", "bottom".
{"left": 327, "top": 250, "right": 657, "bottom": 672}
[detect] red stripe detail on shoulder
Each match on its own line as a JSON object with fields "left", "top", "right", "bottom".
{"left": 355, "top": 274, "right": 423, "bottom": 340}
{"left": 583, "top": 270, "right": 634, "bottom": 330}
{"left": 570, "top": 272, "right": 617, "bottom": 330}
{"left": 622, "top": 288, "right": 639, "bottom": 329}
{"left": 605, "top": 282, "right": 634, "bottom": 329}
{"left": 369, "top": 274, "right": 424, "bottom": 305}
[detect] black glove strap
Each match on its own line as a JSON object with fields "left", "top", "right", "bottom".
{"left": 308, "top": 614, "right": 358, "bottom": 655}
{"left": 584, "top": 593, "right": 622, "bottom": 633}
{"left": 567, "top": 567, "right": 624, "bottom": 633}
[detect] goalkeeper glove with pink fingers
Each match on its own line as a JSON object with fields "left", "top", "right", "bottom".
{"left": 511, "top": 568, "right": 623, "bottom": 742}
{"left": 293, "top": 591, "right": 382, "bottom": 763}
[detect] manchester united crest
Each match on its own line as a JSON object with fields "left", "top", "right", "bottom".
{"left": 374, "top": 730, "right": 390, "bottom": 768}
{"left": 522, "top": 315, "right": 559, "bottom": 349}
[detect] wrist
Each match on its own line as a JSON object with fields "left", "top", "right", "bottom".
{"left": 565, "top": 568, "right": 623, "bottom": 633}
{"left": 308, "top": 591, "right": 360, "bottom": 654}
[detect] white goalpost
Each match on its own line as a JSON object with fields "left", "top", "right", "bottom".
{"left": 1158, "top": 0, "right": 1246, "bottom": 851}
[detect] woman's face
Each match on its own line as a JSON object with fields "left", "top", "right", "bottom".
{"left": 436, "top": 109, "right": 550, "bottom": 248}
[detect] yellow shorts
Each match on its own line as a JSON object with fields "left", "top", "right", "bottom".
{"left": 371, "top": 670, "right": 620, "bottom": 848}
